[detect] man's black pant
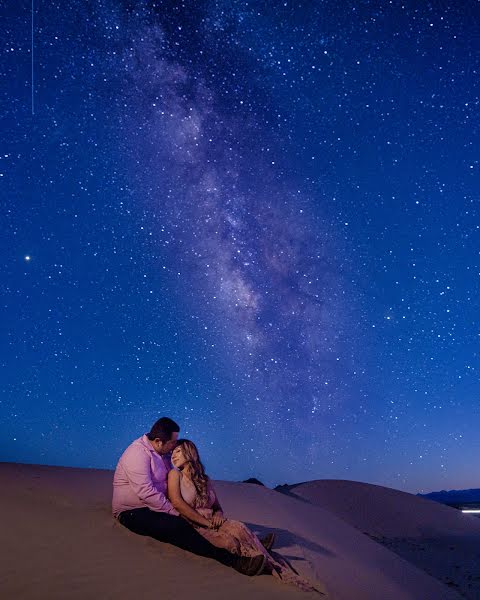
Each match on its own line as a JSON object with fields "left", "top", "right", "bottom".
{"left": 118, "top": 508, "right": 235, "bottom": 567}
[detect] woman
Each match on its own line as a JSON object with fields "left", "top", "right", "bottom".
{"left": 167, "top": 439, "right": 320, "bottom": 592}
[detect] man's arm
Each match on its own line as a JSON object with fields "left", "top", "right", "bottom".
{"left": 122, "top": 445, "right": 177, "bottom": 514}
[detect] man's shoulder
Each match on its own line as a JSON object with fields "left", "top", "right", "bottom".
{"left": 121, "top": 435, "right": 151, "bottom": 459}
{"left": 131, "top": 434, "right": 149, "bottom": 447}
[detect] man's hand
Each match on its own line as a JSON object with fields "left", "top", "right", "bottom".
{"left": 211, "top": 511, "right": 226, "bottom": 529}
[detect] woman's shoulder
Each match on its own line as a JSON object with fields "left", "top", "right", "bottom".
{"left": 168, "top": 467, "right": 182, "bottom": 480}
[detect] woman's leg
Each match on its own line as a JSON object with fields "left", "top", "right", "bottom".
{"left": 219, "top": 519, "right": 267, "bottom": 556}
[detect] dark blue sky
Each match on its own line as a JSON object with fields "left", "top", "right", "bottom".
{"left": 1, "top": 0, "right": 478, "bottom": 492}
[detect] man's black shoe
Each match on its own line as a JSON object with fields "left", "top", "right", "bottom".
{"left": 232, "top": 554, "right": 266, "bottom": 576}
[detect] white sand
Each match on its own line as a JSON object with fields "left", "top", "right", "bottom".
{"left": 0, "top": 463, "right": 464, "bottom": 600}
{"left": 284, "top": 479, "right": 480, "bottom": 599}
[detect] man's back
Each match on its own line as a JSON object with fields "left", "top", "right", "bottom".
{"left": 112, "top": 434, "right": 176, "bottom": 517}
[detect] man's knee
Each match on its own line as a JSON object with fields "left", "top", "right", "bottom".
{"left": 143, "top": 513, "right": 192, "bottom": 541}
{"left": 172, "top": 516, "right": 195, "bottom": 533}
{"left": 160, "top": 516, "right": 201, "bottom": 543}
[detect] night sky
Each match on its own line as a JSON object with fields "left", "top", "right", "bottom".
{"left": 1, "top": 1, "right": 478, "bottom": 493}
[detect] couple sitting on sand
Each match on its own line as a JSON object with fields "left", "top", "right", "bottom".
{"left": 113, "top": 417, "right": 315, "bottom": 590}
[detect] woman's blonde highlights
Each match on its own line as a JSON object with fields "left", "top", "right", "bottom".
{"left": 176, "top": 439, "right": 210, "bottom": 506}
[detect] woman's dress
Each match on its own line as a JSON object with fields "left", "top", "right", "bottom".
{"left": 179, "top": 473, "right": 322, "bottom": 593}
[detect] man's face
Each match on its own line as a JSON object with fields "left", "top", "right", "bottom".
{"left": 155, "top": 431, "right": 178, "bottom": 455}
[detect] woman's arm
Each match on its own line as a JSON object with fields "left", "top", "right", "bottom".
{"left": 209, "top": 481, "right": 226, "bottom": 527}
{"left": 211, "top": 495, "right": 223, "bottom": 514}
{"left": 167, "top": 469, "right": 212, "bottom": 528}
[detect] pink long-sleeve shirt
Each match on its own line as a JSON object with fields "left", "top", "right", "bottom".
{"left": 112, "top": 434, "right": 178, "bottom": 518}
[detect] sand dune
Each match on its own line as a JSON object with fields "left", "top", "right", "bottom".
{"left": 282, "top": 479, "right": 480, "bottom": 599}
{"left": 0, "top": 463, "right": 464, "bottom": 600}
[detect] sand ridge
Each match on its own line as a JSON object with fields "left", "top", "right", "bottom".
{"left": 283, "top": 479, "right": 480, "bottom": 599}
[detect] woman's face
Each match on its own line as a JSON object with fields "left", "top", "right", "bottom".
{"left": 171, "top": 445, "right": 187, "bottom": 469}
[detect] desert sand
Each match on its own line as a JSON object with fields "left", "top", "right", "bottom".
{"left": 281, "top": 479, "right": 480, "bottom": 599}
{"left": 0, "top": 462, "right": 469, "bottom": 600}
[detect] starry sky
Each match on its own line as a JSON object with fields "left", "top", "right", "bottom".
{"left": 1, "top": 0, "right": 478, "bottom": 493}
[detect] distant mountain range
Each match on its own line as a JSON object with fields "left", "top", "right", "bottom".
{"left": 418, "top": 488, "right": 480, "bottom": 504}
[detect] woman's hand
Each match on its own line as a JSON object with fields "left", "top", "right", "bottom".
{"left": 211, "top": 511, "right": 226, "bottom": 529}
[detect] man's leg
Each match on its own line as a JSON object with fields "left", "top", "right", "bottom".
{"left": 118, "top": 508, "right": 236, "bottom": 567}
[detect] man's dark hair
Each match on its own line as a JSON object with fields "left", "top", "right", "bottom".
{"left": 147, "top": 417, "right": 180, "bottom": 442}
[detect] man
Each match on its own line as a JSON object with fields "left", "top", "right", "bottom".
{"left": 113, "top": 417, "right": 265, "bottom": 576}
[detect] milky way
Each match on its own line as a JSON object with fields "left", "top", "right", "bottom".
{"left": 113, "top": 16, "right": 354, "bottom": 461}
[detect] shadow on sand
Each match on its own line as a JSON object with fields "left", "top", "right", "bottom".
{"left": 244, "top": 522, "right": 335, "bottom": 560}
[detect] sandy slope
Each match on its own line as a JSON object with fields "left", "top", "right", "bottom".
{"left": 283, "top": 479, "right": 480, "bottom": 599}
{"left": 0, "top": 463, "right": 462, "bottom": 600}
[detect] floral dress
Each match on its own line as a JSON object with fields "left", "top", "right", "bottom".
{"left": 179, "top": 474, "right": 323, "bottom": 593}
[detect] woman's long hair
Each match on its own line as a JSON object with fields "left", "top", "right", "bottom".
{"left": 176, "top": 439, "right": 210, "bottom": 507}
